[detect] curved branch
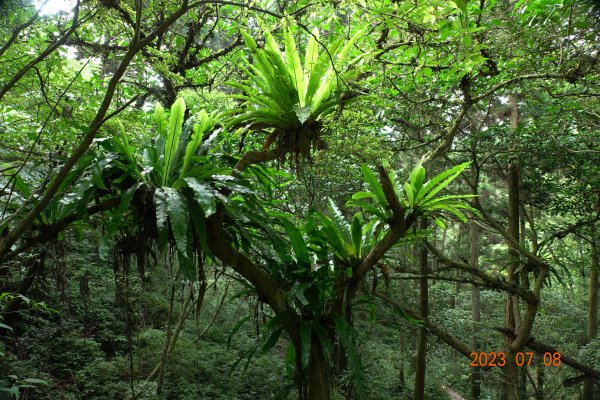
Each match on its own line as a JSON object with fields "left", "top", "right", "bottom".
{"left": 373, "top": 291, "right": 477, "bottom": 359}
{"left": 354, "top": 165, "right": 408, "bottom": 279}
{"left": 497, "top": 327, "right": 600, "bottom": 381}
{"left": 426, "top": 241, "right": 538, "bottom": 304}
{"left": 205, "top": 207, "right": 286, "bottom": 313}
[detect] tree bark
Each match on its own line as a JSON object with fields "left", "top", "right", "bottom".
{"left": 414, "top": 224, "right": 429, "bottom": 400}
{"left": 583, "top": 238, "right": 598, "bottom": 400}
{"left": 503, "top": 94, "right": 521, "bottom": 400}
{"left": 470, "top": 221, "right": 482, "bottom": 399}
{"left": 306, "top": 337, "right": 331, "bottom": 400}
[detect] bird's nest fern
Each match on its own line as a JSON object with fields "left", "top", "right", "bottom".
{"left": 225, "top": 24, "right": 364, "bottom": 164}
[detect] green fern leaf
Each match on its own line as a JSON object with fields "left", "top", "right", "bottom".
{"left": 163, "top": 98, "right": 186, "bottom": 186}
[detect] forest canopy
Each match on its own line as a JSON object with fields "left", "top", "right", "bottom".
{"left": 0, "top": 0, "right": 599, "bottom": 399}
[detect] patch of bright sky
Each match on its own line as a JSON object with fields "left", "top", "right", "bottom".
{"left": 35, "top": 0, "right": 75, "bottom": 16}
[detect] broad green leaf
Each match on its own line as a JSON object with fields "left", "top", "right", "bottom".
{"left": 306, "top": 36, "right": 345, "bottom": 107}
{"left": 361, "top": 165, "right": 387, "bottom": 207}
{"left": 349, "top": 191, "right": 377, "bottom": 201}
{"left": 285, "top": 342, "right": 296, "bottom": 376}
{"left": 284, "top": 27, "right": 305, "bottom": 106}
{"left": 421, "top": 194, "right": 477, "bottom": 207}
{"left": 311, "top": 28, "right": 364, "bottom": 112}
{"left": 0, "top": 322, "right": 13, "bottom": 331}
{"left": 293, "top": 105, "right": 312, "bottom": 124}
{"left": 334, "top": 315, "right": 367, "bottom": 397}
{"left": 433, "top": 218, "right": 446, "bottom": 230}
{"left": 279, "top": 217, "right": 310, "bottom": 265}
{"left": 418, "top": 162, "right": 471, "bottom": 202}
{"left": 163, "top": 98, "right": 186, "bottom": 186}
{"left": 427, "top": 204, "right": 469, "bottom": 222}
{"left": 180, "top": 110, "right": 212, "bottom": 178}
{"left": 327, "top": 198, "right": 351, "bottom": 244}
{"left": 345, "top": 199, "right": 387, "bottom": 220}
{"left": 261, "top": 313, "right": 286, "bottom": 352}
{"left": 261, "top": 325, "right": 283, "bottom": 352}
{"left": 177, "top": 249, "right": 196, "bottom": 281}
{"left": 313, "top": 324, "right": 332, "bottom": 364}
{"left": 188, "top": 200, "right": 213, "bottom": 259}
{"left": 303, "top": 27, "right": 320, "bottom": 102}
{"left": 452, "top": 0, "right": 468, "bottom": 13}
{"left": 227, "top": 315, "right": 252, "bottom": 348}
{"left": 351, "top": 213, "right": 362, "bottom": 257}
{"left": 154, "top": 102, "right": 167, "bottom": 138}
{"left": 313, "top": 212, "right": 347, "bottom": 261}
{"left": 410, "top": 165, "right": 426, "bottom": 193}
{"left": 294, "top": 287, "right": 310, "bottom": 306}
{"left": 184, "top": 178, "right": 216, "bottom": 216}
{"left": 404, "top": 182, "right": 415, "bottom": 208}
{"left": 163, "top": 187, "right": 189, "bottom": 255}
{"left": 154, "top": 188, "right": 168, "bottom": 246}
{"left": 13, "top": 172, "right": 31, "bottom": 198}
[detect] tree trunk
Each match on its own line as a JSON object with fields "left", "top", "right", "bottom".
{"left": 583, "top": 238, "right": 598, "bottom": 400}
{"left": 503, "top": 94, "right": 521, "bottom": 400}
{"left": 518, "top": 209, "right": 528, "bottom": 399}
{"left": 470, "top": 221, "right": 482, "bottom": 399}
{"left": 414, "top": 228, "right": 428, "bottom": 400}
{"left": 307, "top": 337, "right": 331, "bottom": 400}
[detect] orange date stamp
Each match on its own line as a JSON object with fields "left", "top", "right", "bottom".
{"left": 469, "top": 351, "right": 561, "bottom": 367}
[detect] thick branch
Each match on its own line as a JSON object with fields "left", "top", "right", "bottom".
{"left": 205, "top": 207, "right": 285, "bottom": 313}
{"left": 234, "top": 147, "right": 283, "bottom": 173}
{"left": 354, "top": 166, "right": 407, "bottom": 278}
{"left": 420, "top": 95, "right": 471, "bottom": 165}
{"left": 473, "top": 198, "right": 551, "bottom": 272}
{"left": 472, "top": 73, "right": 574, "bottom": 103}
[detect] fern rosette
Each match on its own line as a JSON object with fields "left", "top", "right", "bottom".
{"left": 226, "top": 24, "right": 364, "bottom": 161}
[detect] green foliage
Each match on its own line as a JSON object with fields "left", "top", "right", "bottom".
{"left": 306, "top": 202, "right": 382, "bottom": 267}
{"left": 335, "top": 315, "right": 367, "bottom": 398}
{"left": 1, "top": 2, "right": 599, "bottom": 400}
{"left": 226, "top": 25, "right": 364, "bottom": 132}
{"left": 0, "top": 293, "right": 54, "bottom": 399}
{"left": 95, "top": 97, "right": 263, "bottom": 280}
{"left": 348, "top": 162, "right": 478, "bottom": 229}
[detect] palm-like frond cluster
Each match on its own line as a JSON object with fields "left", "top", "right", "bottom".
{"left": 226, "top": 25, "right": 363, "bottom": 161}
